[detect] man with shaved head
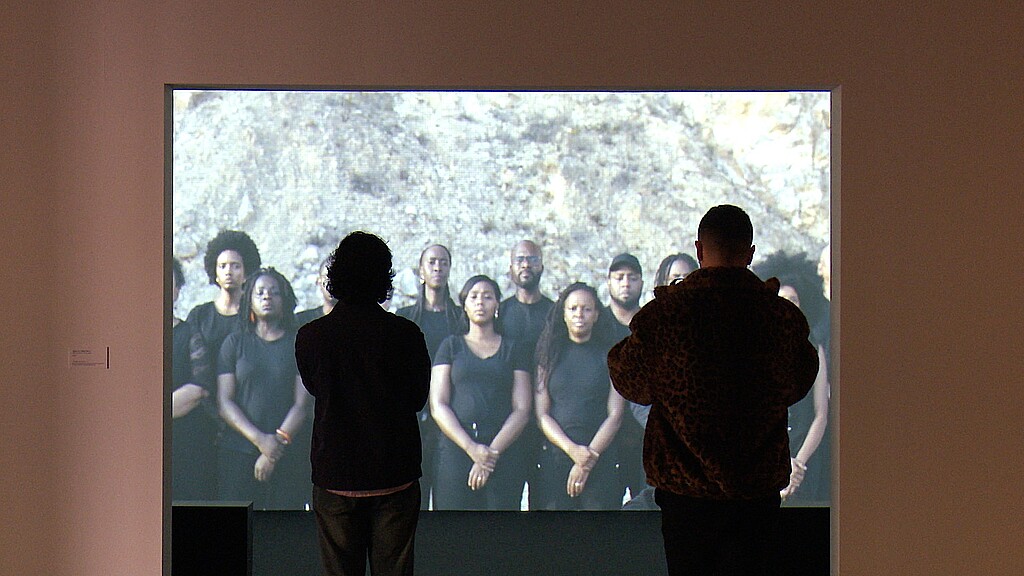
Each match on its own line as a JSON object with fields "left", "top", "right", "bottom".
{"left": 498, "top": 239, "right": 554, "bottom": 509}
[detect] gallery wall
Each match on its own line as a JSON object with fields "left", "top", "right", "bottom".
{"left": 1, "top": 2, "right": 1022, "bottom": 575}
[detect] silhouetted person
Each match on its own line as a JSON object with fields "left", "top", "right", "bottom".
{"left": 296, "top": 232, "right": 430, "bottom": 576}
{"left": 608, "top": 205, "right": 818, "bottom": 576}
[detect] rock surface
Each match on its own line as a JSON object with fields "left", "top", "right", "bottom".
{"left": 172, "top": 90, "right": 830, "bottom": 315}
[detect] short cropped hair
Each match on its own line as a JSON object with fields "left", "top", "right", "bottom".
{"left": 697, "top": 205, "right": 753, "bottom": 258}
{"left": 203, "top": 230, "right": 262, "bottom": 285}
{"left": 325, "top": 232, "right": 395, "bottom": 304}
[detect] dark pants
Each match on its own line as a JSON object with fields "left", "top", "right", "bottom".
{"left": 433, "top": 436, "right": 522, "bottom": 510}
{"left": 312, "top": 482, "right": 420, "bottom": 576}
{"left": 655, "top": 489, "right": 781, "bottom": 576}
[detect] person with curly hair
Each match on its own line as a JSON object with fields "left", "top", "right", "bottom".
{"left": 296, "top": 232, "right": 431, "bottom": 576}
{"left": 429, "top": 275, "right": 532, "bottom": 510}
{"left": 216, "top": 267, "right": 310, "bottom": 509}
{"left": 534, "top": 282, "right": 626, "bottom": 510}
{"left": 185, "top": 230, "right": 262, "bottom": 392}
{"left": 754, "top": 250, "right": 832, "bottom": 505}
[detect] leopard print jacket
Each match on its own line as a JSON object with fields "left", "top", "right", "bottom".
{"left": 608, "top": 266, "right": 818, "bottom": 500}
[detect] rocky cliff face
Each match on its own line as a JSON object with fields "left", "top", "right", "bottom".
{"left": 172, "top": 90, "right": 829, "bottom": 315}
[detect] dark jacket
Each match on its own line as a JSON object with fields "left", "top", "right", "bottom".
{"left": 607, "top": 267, "right": 818, "bottom": 500}
{"left": 295, "top": 300, "right": 431, "bottom": 491}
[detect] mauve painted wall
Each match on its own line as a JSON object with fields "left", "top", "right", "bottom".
{"left": 1, "top": 2, "right": 1022, "bottom": 575}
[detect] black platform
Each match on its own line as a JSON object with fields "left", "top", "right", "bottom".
{"left": 249, "top": 507, "right": 830, "bottom": 576}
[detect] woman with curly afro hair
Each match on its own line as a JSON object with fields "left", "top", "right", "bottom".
{"left": 185, "top": 229, "right": 262, "bottom": 391}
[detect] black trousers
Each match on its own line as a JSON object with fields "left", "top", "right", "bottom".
{"left": 312, "top": 482, "right": 420, "bottom": 576}
{"left": 655, "top": 489, "right": 781, "bottom": 576}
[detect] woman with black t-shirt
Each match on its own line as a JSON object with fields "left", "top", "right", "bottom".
{"left": 429, "top": 275, "right": 532, "bottom": 510}
{"left": 216, "top": 267, "right": 311, "bottom": 509}
{"left": 534, "top": 283, "right": 626, "bottom": 510}
{"left": 185, "top": 230, "right": 262, "bottom": 395}
{"left": 171, "top": 257, "right": 217, "bottom": 500}
{"left": 396, "top": 244, "right": 463, "bottom": 509}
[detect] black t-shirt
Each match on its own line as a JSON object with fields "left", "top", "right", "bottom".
{"left": 396, "top": 306, "right": 460, "bottom": 362}
{"left": 433, "top": 335, "right": 530, "bottom": 439}
{"left": 295, "top": 306, "right": 325, "bottom": 327}
{"left": 217, "top": 330, "right": 298, "bottom": 454}
{"left": 602, "top": 305, "right": 632, "bottom": 345}
{"left": 498, "top": 296, "right": 554, "bottom": 365}
{"left": 186, "top": 301, "right": 242, "bottom": 388}
{"left": 546, "top": 339, "right": 612, "bottom": 443}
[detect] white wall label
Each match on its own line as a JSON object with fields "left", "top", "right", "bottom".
{"left": 69, "top": 347, "right": 109, "bottom": 369}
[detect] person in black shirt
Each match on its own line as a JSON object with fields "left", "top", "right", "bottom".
{"left": 534, "top": 283, "right": 626, "bottom": 510}
{"left": 171, "top": 257, "right": 217, "bottom": 500}
{"left": 604, "top": 253, "right": 645, "bottom": 505}
{"left": 396, "top": 244, "right": 462, "bottom": 509}
{"left": 497, "top": 239, "right": 554, "bottom": 509}
{"left": 216, "top": 267, "right": 310, "bottom": 509}
{"left": 754, "top": 251, "right": 831, "bottom": 505}
{"left": 296, "top": 257, "right": 337, "bottom": 327}
{"left": 430, "top": 275, "right": 532, "bottom": 510}
{"left": 296, "top": 231, "right": 430, "bottom": 576}
{"left": 185, "top": 230, "right": 262, "bottom": 394}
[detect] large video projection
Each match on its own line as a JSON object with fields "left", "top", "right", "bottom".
{"left": 170, "top": 89, "right": 831, "bottom": 511}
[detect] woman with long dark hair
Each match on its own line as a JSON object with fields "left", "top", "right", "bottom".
{"left": 534, "top": 282, "right": 626, "bottom": 510}
{"left": 216, "top": 267, "right": 311, "bottom": 509}
{"left": 429, "top": 275, "right": 532, "bottom": 510}
{"left": 755, "top": 251, "right": 831, "bottom": 505}
{"left": 653, "top": 252, "right": 698, "bottom": 288}
{"left": 397, "top": 244, "right": 463, "bottom": 509}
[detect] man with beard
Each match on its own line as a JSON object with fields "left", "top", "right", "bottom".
{"left": 497, "top": 240, "right": 554, "bottom": 509}
{"left": 604, "top": 252, "right": 646, "bottom": 506}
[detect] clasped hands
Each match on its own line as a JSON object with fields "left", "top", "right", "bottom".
{"left": 566, "top": 444, "right": 600, "bottom": 498}
{"left": 253, "top": 432, "right": 286, "bottom": 482}
{"left": 467, "top": 442, "right": 500, "bottom": 491}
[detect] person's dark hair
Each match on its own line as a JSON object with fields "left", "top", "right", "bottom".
{"left": 172, "top": 257, "right": 185, "bottom": 288}
{"left": 697, "top": 205, "right": 753, "bottom": 259}
{"left": 239, "top": 267, "right": 297, "bottom": 333}
{"left": 457, "top": 274, "right": 503, "bottom": 334}
{"left": 325, "top": 231, "right": 395, "bottom": 304}
{"left": 653, "top": 253, "right": 698, "bottom": 287}
{"left": 404, "top": 244, "right": 462, "bottom": 327}
{"left": 203, "top": 229, "right": 262, "bottom": 285}
{"left": 754, "top": 251, "right": 830, "bottom": 346}
{"left": 535, "top": 282, "right": 608, "bottom": 386}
